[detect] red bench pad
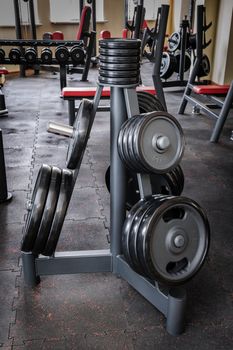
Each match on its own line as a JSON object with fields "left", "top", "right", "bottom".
{"left": 63, "top": 86, "right": 156, "bottom": 98}
{"left": 0, "top": 68, "right": 8, "bottom": 75}
{"left": 193, "top": 84, "right": 230, "bottom": 95}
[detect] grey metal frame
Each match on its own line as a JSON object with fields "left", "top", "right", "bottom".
{"left": 22, "top": 83, "right": 186, "bottom": 336}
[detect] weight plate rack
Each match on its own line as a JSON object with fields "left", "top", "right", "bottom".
{"left": 21, "top": 37, "right": 210, "bottom": 337}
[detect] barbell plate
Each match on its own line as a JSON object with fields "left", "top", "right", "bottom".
{"left": 135, "top": 111, "right": 185, "bottom": 174}
{"left": 137, "top": 91, "right": 165, "bottom": 112}
{"left": 21, "top": 164, "right": 52, "bottom": 252}
{"left": 66, "top": 99, "right": 93, "bottom": 169}
{"left": 32, "top": 166, "right": 62, "bottom": 255}
{"left": 160, "top": 52, "right": 176, "bottom": 80}
{"left": 122, "top": 199, "right": 147, "bottom": 267}
{"left": 138, "top": 196, "right": 210, "bottom": 285}
{"left": 197, "top": 54, "right": 210, "bottom": 78}
{"left": 99, "top": 55, "right": 140, "bottom": 64}
{"left": 174, "top": 51, "right": 191, "bottom": 73}
{"left": 98, "top": 76, "right": 139, "bottom": 86}
{"left": 99, "top": 48, "right": 140, "bottom": 57}
{"left": 99, "top": 69, "right": 138, "bottom": 78}
{"left": 168, "top": 32, "right": 181, "bottom": 52}
{"left": 99, "top": 62, "right": 140, "bottom": 71}
{"left": 99, "top": 38, "right": 141, "bottom": 49}
{"left": 42, "top": 169, "right": 74, "bottom": 256}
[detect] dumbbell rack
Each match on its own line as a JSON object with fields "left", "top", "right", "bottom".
{"left": 0, "top": 37, "right": 95, "bottom": 89}
{"left": 22, "top": 77, "right": 186, "bottom": 336}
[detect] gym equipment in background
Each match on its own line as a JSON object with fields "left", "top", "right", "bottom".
{"left": 21, "top": 38, "right": 210, "bottom": 337}
{"left": 0, "top": 129, "right": 12, "bottom": 202}
{"left": 0, "top": 67, "right": 8, "bottom": 116}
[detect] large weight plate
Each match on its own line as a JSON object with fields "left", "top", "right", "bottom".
{"left": 137, "top": 91, "right": 165, "bottom": 113}
{"left": 99, "top": 38, "right": 141, "bottom": 49}
{"left": 168, "top": 32, "right": 181, "bottom": 52}
{"left": 99, "top": 48, "right": 140, "bottom": 57}
{"left": 99, "top": 62, "right": 140, "bottom": 71}
{"left": 174, "top": 51, "right": 191, "bottom": 73}
{"left": 66, "top": 99, "right": 93, "bottom": 169}
{"left": 99, "top": 55, "right": 140, "bottom": 64}
{"left": 138, "top": 196, "right": 210, "bottom": 285}
{"left": 21, "top": 164, "right": 52, "bottom": 252}
{"left": 123, "top": 116, "right": 143, "bottom": 172}
{"left": 99, "top": 69, "right": 138, "bottom": 78}
{"left": 42, "top": 169, "right": 74, "bottom": 256}
{"left": 160, "top": 52, "right": 176, "bottom": 80}
{"left": 32, "top": 166, "right": 62, "bottom": 255}
{"left": 135, "top": 111, "right": 185, "bottom": 174}
{"left": 98, "top": 76, "right": 139, "bottom": 86}
{"left": 197, "top": 54, "right": 210, "bottom": 78}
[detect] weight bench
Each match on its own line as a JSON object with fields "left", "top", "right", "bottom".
{"left": 178, "top": 81, "right": 233, "bottom": 142}
{"left": 0, "top": 67, "right": 8, "bottom": 116}
{"left": 62, "top": 85, "right": 156, "bottom": 125}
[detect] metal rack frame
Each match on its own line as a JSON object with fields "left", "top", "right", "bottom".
{"left": 22, "top": 83, "right": 186, "bottom": 336}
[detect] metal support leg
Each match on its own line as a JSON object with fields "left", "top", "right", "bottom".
{"left": 166, "top": 288, "right": 186, "bottom": 335}
{"left": 210, "top": 81, "right": 233, "bottom": 142}
{"left": 110, "top": 87, "right": 127, "bottom": 271}
{"left": 0, "top": 129, "right": 12, "bottom": 202}
{"left": 0, "top": 90, "right": 8, "bottom": 115}
{"left": 60, "top": 65, "right": 67, "bottom": 91}
{"left": 22, "top": 252, "right": 40, "bottom": 287}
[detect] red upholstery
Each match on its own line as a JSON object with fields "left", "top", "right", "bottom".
{"left": 122, "top": 29, "right": 128, "bottom": 39}
{"left": 62, "top": 86, "right": 156, "bottom": 98}
{"left": 193, "top": 84, "right": 230, "bottom": 95}
{"left": 76, "top": 6, "right": 92, "bottom": 41}
{"left": 0, "top": 68, "right": 8, "bottom": 75}
{"left": 52, "top": 31, "right": 64, "bottom": 40}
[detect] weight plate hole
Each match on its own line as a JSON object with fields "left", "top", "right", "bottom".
{"left": 163, "top": 207, "right": 185, "bottom": 222}
{"left": 166, "top": 258, "right": 188, "bottom": 275}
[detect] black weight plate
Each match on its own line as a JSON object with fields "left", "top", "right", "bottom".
{"left": 142, "top": 196, "right": 210, "bottom": 285}
{"left": 168, "top": 32, "right": 181, "bottom": 52}
{"left": 99, "top": 62, "right": 140, "bottom": 71}
{"left": 131, "top": 114, "right": 149, "bottom": 173}
{"left": 25, "top": 48, "right": 37, "bottom": 63}
{"left": 9, "top": 48, "right": 21, "bottom": 64}
{"left": 98, "top": 76, "right": 139, "bottom": 86}
{"left": 136, "top": 195, "right": 172, "bottom": 279}
{"left": 117, "top": 119, "right": 130, "bottom": 166}
{"left": 127, "top": 115, "right": 148, "bottom": 173}
{"left": 70, "top": 45, "right": 85, "bottom": 64}
{"left": 170, "top": 166, "right": 184, "bottom": 195}
{"left": 66, "top": 99, "right": 93, "bottom": 169}
{"left": 174, "top": 51, "right": 191, "bottom": 73}
{"left": 99, "top": 69, "right": 138, "bottom": 78}
{"left": 21, "top": 164, "right": 52, "bottom": 252}
{"left": 123, "top": 117, "right": 141, "bottom": 172}
{"left": 32, "top": 166, "right": 62, "bottom": 255}
{"left": 99, "top": 38, "right": 141, "bottom": 49}
{"left": 197, "top": 54, "right": 210, "bottom": 78}
{"left": 128, "top": 198, "right": 157, "bottom": 274}
{"left": 55, "top": 45, "right": 69, "bottom": 63}
{"left": 122, "top": 199, "right": 147, "bottom": 266}
{"left": 42, "top": 169, "right": 74, "bottom": 256}
{"left": 99, "top": 55, "right": 140, "bottom": 64}
{"left": 0, "top": 48, "right": 5, "bottom": 63}
{"left": 137, "top": 91, "right": 165, "bottom": 112}
{"left": 160, "top": 52, "right": 176, "bottom": 80}
{"left": 41, "top": 48, "right": 53, "bottom": 64}
{"left": 174, "top": 164, "right": 184, "bottom": 191}
{"left": 99, "top": 48, "right": 140, "bottom": 57}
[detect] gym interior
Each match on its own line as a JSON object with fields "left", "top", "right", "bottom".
{"left": 0, "top": 0, "right": 232, "bottom": 349}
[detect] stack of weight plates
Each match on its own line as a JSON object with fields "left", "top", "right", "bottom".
{"left": 98, "top": 38, "right": 141, "bottom": 86}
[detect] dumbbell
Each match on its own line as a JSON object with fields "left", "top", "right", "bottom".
{"left": 43, "top": 32, "right": 52, "bottom": 40}
{"left": 0, "top": 48, "right": 5, "bottom": 63}
{"left": 9, "top": 48, "right": 21, "bottom": 64}
{"left": 25, "top": 47, "right": 37, "bottom": 64}
{"left": 41, "top": 47, "right": 53, "bottom": 64}
{"left": 55, "top": 45, "right": 69, "bottom": 64}
{"left": 69, "top": 45, "right": 85, "bottom": 64}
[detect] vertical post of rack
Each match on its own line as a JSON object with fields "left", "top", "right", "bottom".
{"left": 0, "top": 129, "right": 12, "bottom": 203}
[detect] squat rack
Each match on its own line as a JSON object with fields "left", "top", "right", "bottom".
{"left": 22, "top": 80, "right": 186, "bottom": 336}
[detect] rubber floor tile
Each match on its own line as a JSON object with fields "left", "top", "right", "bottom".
{"left": 34, "top": 145, "right": 68, "bottom": 169}
{"left": 1, "top": 133, "right": 35, "bottom": 149}
{"left": 0, "top": 191, "right": 27, "bottom": 225}
{"left": 5, "top": 167, "right": 31, "bottom": 192}
{"left": 66, "top": 187, "right": 103, "bottom": 221}
{"left": 89, "top": 160, "right": 109, "bottom": 188}
{"left": 4, "top": 148, "right": 33, "bottom": 168}
{"left": 57, "top": 218, "right": 109, "bottom": 252}
{"left": 0, "top": 270, "right": 19, "bottom": 347}
{"left": 0, "top": 223, "right": 24, "bottom": 270}
{"left": 11, "top": 274, "right": 128, "bottom": 343}
{"left": 85, "top": 330, "right": 134, "bottom": 350}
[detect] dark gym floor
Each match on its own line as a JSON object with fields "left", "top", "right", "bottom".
{"left": 0, "top": 63, "right": 233, "bottom": 350}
